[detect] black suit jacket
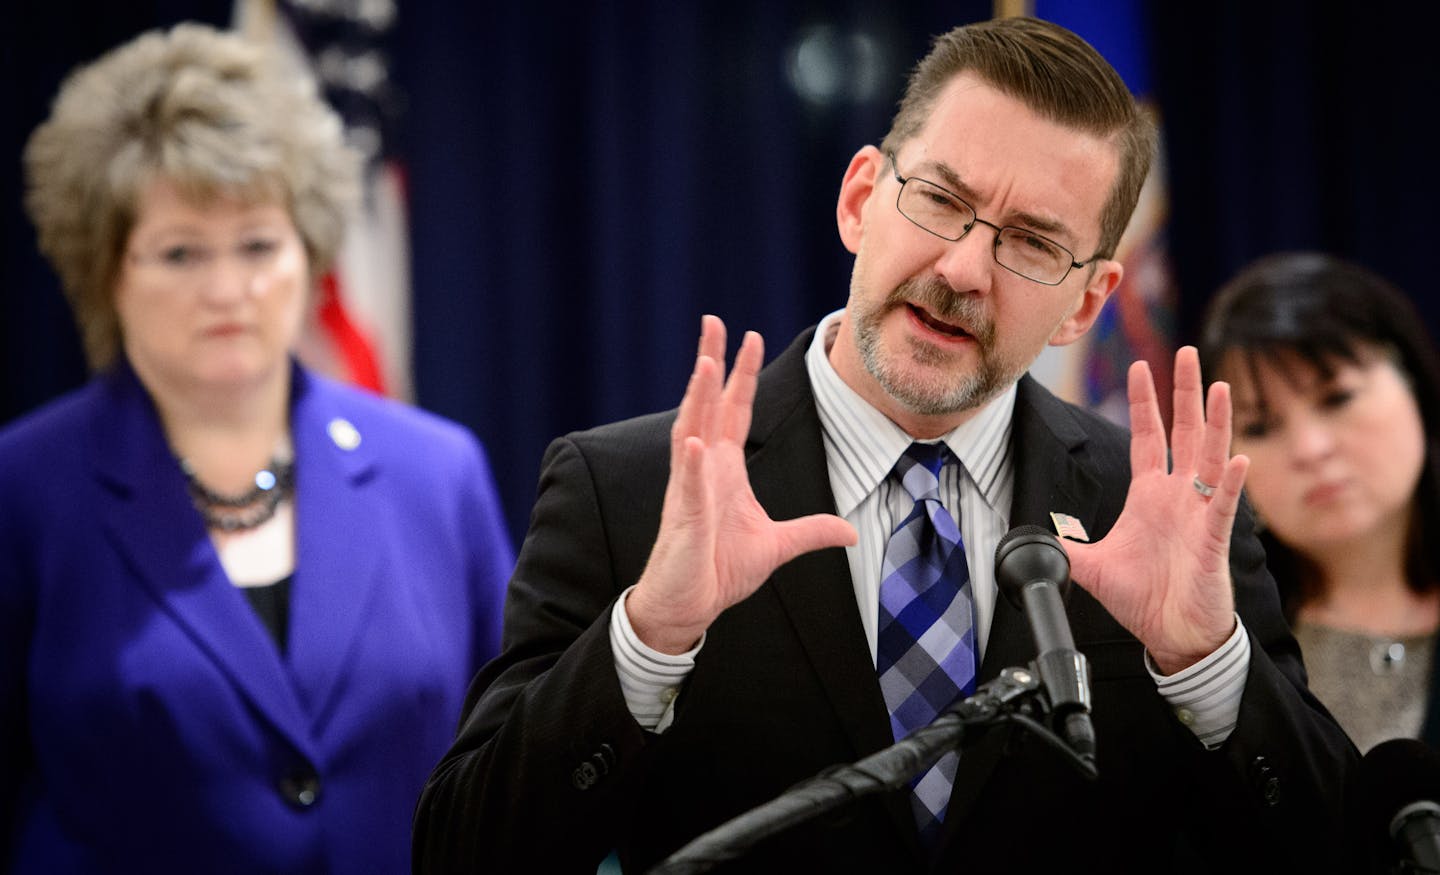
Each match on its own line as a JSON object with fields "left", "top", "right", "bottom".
{"left": 415, "top": 328, "right": 1359, "bottom": 874}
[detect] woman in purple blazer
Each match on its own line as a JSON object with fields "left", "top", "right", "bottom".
{"left": 0, "top": 24, "right": 512, "bottom": 873}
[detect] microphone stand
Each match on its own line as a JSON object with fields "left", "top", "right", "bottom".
{"left": 647, "top": 665, "right": 1097, "bottom": 875}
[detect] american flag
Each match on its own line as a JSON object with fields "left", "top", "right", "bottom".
{"left": 1049, "top": 512, "right": 1091, "bottom": 543}
{"left": 235, "top": 0, "right": 413, "bottom": 400}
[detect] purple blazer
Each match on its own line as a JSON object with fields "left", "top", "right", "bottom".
{"left": 0, "top": 362, "right": 513, "bottom": 873}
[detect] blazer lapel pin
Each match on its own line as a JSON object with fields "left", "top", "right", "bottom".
{"left": 1049, "top": 511, "right": 1090, "bottom": 543}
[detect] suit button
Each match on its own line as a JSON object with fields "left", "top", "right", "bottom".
{"left": 1262, "top": 775, "right": 1281, "bottom": 807}
{"left": 572, "top": 761, "right": 599, "bottom": 790}
{"left": 1249, "top": 756, "right": 1281, "bottom": 808}
{"left": 591, "top": 746, "right": 614, "bottom": 777}
{"left": 278, "top": 769, "right": 321, "bottom": 808}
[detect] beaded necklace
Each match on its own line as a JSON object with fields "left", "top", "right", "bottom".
{"left": 180, "top": 457, "right": 295, "bottom": 532}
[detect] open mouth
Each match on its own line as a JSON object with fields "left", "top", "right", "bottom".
{"left": 907, "top": 303, "right": 971, "bottom": 339}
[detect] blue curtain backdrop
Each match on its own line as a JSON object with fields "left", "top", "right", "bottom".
{"left": 5, "top": 1, "right": 1439, "bottom": 543}
{"left": 1150, "top": 1, "right": 1440, "bottom": 344}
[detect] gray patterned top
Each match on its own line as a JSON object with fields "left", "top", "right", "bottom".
{"left": 1294, "top": 622, "right": 1433, "bottom": 753}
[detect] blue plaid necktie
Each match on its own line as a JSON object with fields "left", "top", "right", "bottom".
{"left": 876, "top": 442, "right": 977, "bottom": 846}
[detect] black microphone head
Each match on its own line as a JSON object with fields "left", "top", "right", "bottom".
{"left": 1353, "top": 738, "right": 1440, "bottom": 841}
{"left": 1347, "top": 733, "right": 1440, "bottom": 869}
{"left": 994, "top": 524, "right": 1071, "bottom": 609}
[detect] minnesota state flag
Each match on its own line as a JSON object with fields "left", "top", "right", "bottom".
{"left": 1007, "top": 0, "right": 1177, "bottom": 428}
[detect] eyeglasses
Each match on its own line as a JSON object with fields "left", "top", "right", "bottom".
{"left": 126, "top": 235, "right": 293, "bottom": 282}
{"left": 886, "top": 151, "right": 1102, "bottom": 286}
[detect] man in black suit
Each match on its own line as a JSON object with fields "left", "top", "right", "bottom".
{"left": 415, "top": 17, "right": 1356, "bottom": 873}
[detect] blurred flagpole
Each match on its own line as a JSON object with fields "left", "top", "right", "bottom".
{"left": 995, "top": 0, "right": 1177, "bottom": 428}
{"left": 234, "top": 0, "right": 413, "bottom": 401}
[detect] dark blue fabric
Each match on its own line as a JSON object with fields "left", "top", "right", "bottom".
{"left": 1148, "top": 2, "right": 1440, "bottom": 347}
{"left": 4, "top": 1, "right": 1438, "bottom": 541}
{"left": 392, "top": 2, "right": 971, "bottom": 537}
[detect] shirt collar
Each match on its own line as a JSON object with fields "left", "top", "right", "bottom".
{"left": 805, "top": 309, "right": 1016, "bottom": 516}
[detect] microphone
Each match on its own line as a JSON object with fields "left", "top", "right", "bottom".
{"left": 649, "top": 527, "right": 1106, "bottom": 873}
{"left": 1354, "top": 738, "right": 1440, "bottom": 873}
{"left": 994, "top": 525, "right": 1094, "bottom": 762}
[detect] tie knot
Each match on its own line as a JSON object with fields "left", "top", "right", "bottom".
{"left": 894, "top": 442, "right": 949, "bottom": 502}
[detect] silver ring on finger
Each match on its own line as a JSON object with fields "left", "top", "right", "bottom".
{"left": 1192, "top": 475, "right": 1217, "bottom": 499}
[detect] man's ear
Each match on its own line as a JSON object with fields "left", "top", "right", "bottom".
{"left": 1049, "top": 259, "right": 1124, "bottom": 347}
{"left": 836, "top": 145, "right": 885, "bottom": 255}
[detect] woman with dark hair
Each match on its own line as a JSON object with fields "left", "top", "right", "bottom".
{"left": 1199, "top": 251, "right": 1440, "bottom": 753}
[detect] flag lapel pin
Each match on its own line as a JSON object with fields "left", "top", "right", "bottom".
{"left": 1049, "top": 512, "right": 1090, "bottom": 543}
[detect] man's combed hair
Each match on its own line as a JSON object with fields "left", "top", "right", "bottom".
{"left": 880, "top": 16, "right": 1156, "bottom": 260}
{"left": 23, "top": 22, "right": 361, "bottom": 370}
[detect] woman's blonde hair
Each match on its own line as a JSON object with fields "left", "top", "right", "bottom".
{"left": 23, "top": 22, "right": 361, "bottom": 370}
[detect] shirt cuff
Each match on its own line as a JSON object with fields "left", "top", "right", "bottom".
{"left": 610, "top": 585, "right": 703, "bottom": 733}
{"left": 1145, "top": 616, "right": 1250, "bottom": 750}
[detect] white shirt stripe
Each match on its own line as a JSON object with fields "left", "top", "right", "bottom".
{"left": 804, "top": 312, "right": 1014, "bottom": 664}
{"left": 1147, "top": 618, "right": 1250, "bottom": 749}
{"left": 610, "top": 586, "right": 699, "bottom": 733}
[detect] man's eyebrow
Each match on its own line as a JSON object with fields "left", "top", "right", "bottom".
{"left": 915, "top": 159, "right": 1074, "bottom": 241}
{"left": 914, "top": 160, "right": 974, "bottom": 200}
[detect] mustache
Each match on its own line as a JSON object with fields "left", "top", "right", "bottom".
{"left": 887, "top": 278, "right": 993, "bottom": 344}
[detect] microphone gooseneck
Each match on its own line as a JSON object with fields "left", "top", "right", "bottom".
{"left": 993, "top": 525, "right": 1095, "bottom": 762}
{"left": 648, "top": 525, "right": 1102, "bottom": 874}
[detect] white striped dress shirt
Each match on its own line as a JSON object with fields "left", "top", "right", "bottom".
{"left": 612, "top": 310, "right": 1247, "bottom": 747}
{"left": 803, "top": 313, "right": 1014, "bottom": 665}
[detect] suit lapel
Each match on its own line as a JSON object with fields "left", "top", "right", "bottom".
{"left": 978, "top": 375, "right": 1103, "bottom": 680}
{"left": 942, "top": 374, "right": 1104, "bottom": 836}
{"left": 92, "top": 366, "right": 316, "bottom": 759}
{"left": 745, "top": 330, "right": 925, "bottom": 861}
{"left": 283, "top": 368, "right": 385, "bottom": 729}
